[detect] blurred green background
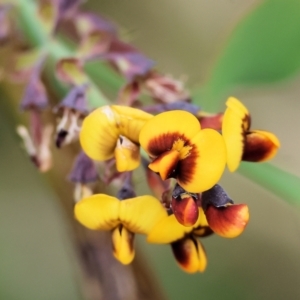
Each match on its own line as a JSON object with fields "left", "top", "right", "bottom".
{"left": 1, "top": 0, "right": 300, "bottom": 299}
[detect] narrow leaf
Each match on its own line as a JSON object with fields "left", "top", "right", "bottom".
{"left": 194, "top": 0, "right": 300, "bottom": 111}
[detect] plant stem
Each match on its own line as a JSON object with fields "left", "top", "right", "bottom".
{"left": 15, "top": 0, "right": 124, "bottom": 107}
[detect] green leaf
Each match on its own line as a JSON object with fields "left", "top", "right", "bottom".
{"left": 238, "top": 162, "right": 300, "bottom": 205}
{"left": 194, "top": 0, "right": 300, "bottom": 111}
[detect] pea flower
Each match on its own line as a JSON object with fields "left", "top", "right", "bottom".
{"left": 139, "top": 110, "right": 227, "bottom": 193}
{"left": 55, "top": 85, "right": 89, "bottom": 148}
{"left": 222, "top": 97, "right": 280, "bottom": 172}
{"left": 80, "top": 105, "right": 152, "bottom": 172}
{"left": 17, "top": 64, "right": 53, "bottom": 172}
{"left": 74, "top": 193, "right": 166, "bottom": 265}
{"left": 201, "top": 184, "right": 249, "bottom": 238}
{"left": 147, "top": 207, "right": 211, "bottom": 273}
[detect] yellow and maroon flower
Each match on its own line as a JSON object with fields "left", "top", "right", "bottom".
{"left": 75, "top": 193, "right": 166, "bottom": 265}
{"left": 139, "top": 110, "right": 227, "bottom": 193}
{"left": 171, "top": 184, "right": 200, "bottom": 227}
{"left": 201, "top": 184, "right": 249, "bottom": 238}
{"left": 222, "top": 97, "right": 280, "bottom": 172}
{"left": 147, "top": 207, "right": 211, "bottom": 273}
{"left": 80, "top": 105, "right": 152, "bottom": 172}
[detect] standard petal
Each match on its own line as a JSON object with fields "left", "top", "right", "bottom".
{"left": 222, "top": 97, "right": 250, "bottom": 172}
{"left": 111, "top": 225, "right": 135, "bottom": 265}
{"left": 139, "top": 110, "right": 201, "bottom": 158}
{"left": 243, "top": 130, "right": 280, "bottom": 162}
{"left": 74, "top": 194, "right": 120, "bottom": 230}
{"left": 119, "top": 195, "right": 166, "bottom": 235}
{"left": 177, "top": 129, "right": 226, "bottom": 193}
{"left": 205, "top": 204, "right": 249, "bottom": 238}
{"left": 171, "top": 236, "right": 207, "bottom": 273}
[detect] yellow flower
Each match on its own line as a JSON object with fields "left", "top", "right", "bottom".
{"left": 74, "top": 193, "right": 166, "bottom": 264}
{"left": 222, "top": 97, "right": 280, "bottom": 172}
{"left": 147, "top": 208, "right": 211, "bottom": 273}
{"left": 139, "top": 110, "right": 226, "bottom": 193}
{"left": 80, "top": 105, "right": 152, "bottom": 172}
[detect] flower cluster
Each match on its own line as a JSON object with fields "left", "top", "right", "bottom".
{"left": 74, "top": 97, "right": 279, "bottom": 273}
{"left": 8, "top": 0, "right": 280, "bottom": 274}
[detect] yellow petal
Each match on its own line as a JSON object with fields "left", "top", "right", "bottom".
{"left": 148, "top": 149, "right": 180, "bottom": 180}
{"left": 120, "top": 195, "right": 167, "bottom": 234}
{"left": 193, "top": 208, "right": 213, "bottom": 237}
{"left": 110, "top": 105, "right": 153, "bottom": 144}
{"left": 171, "top": 236, "right": 207, "bottom": 273}
{"left": 80, "top": 105, "right": 152, "bottom": 162}
{"left": 177, "top": 129, "right": 226, "bottom": 193}
{"left": 80, "top": 106, "right": 119, "bottom": 161}
{"left": 139, "top": 110, "right": 201, "bottom": 158}
{"left": 112, "top": 225, "right": 135, "bottom": 265}
{"left": 225, "top": 97, "right": 249, "bottom": 124}
{"left": 243, "top": 130, "right": 280, "bottom": 162}
{"left": 205, "top": 204, "right": 249, "bottom": 238}
{"left": 147, "top": 210, "right": 203, "bottom": 244}
{"left": 74, "top": 194, "right": 120, "bottom": 230}
{"left": 222, "top": 98, "right": 251, "bottom": 172}
{"left": 114, "top": 135, "right": 140, "bottom": 172}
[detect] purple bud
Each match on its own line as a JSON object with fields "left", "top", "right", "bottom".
{"left": 55, "top": 84, "right": 89, "bottom": 115}
{"left": 105, "top": 39, "right": 154, "bottom": 81}
{"left": 20, "top": 75, "right": 48, "bottom": 110}
{"left": 68, "top": 151, "right": 98, "bottom": 183}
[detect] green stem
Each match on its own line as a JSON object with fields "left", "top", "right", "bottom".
{"left": 238, "top": 162, "right": 300, "bottom": 205}
{"left": 15, "top": 0, "right": 124, "bottom": 106}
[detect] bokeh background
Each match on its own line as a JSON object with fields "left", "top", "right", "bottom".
{"left": 1, "top": 0, "right": 300, "bottom": 299}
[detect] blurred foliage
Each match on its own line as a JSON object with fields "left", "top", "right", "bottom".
{"left": 194, "top": 0, "right": 300, "bottom": 111}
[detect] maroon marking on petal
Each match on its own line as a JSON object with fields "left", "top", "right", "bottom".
{"left": 205, "top": 204, "right": 249, "bottom": 238}
{"left": 242, "top": 131, "right": 275, "bottom": 162}
{"left": 171, "top": 196, "right": 199, "bottom": 226}
{"left": 242, "top": 114, "right": 251, "bottom": 132}
{"left": 147, "top": 132, "right": 187, "bottom": 157}
{"left": 171, "top": 237, "right": 198, "bottom": 268}
{"left": 176, "top": 146, "right": 198, "bottom": 185}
